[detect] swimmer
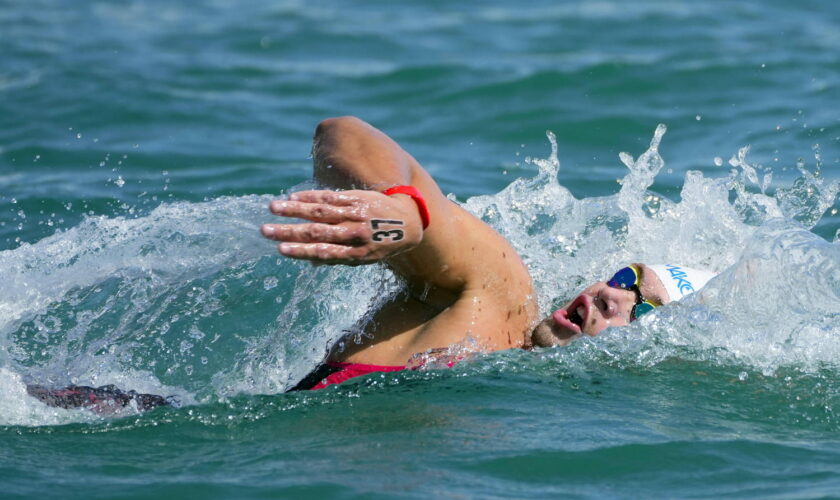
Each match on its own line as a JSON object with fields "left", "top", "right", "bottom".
{"left": 27, "top": 117, "right": 717, "bottom": 410}
{"left": 263, "top": 117, "right": 718, "bottom": 389}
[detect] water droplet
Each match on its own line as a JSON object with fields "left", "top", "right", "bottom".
{"left": 114, "top": 176, "right": 125, "bottom": 187}
{"left": 76, "top": 133, "right": 82, "bottom": 139}
{"left": 695, "top": 115, "right": 701, "bottom": 121}
{"left": 263, "top": 277, "right": 278, "bottom": 290}
{"left": 713, "top": 157, "right": 723, "bottom": 167}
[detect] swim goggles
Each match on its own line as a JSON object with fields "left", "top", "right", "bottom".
{"left": 607, "top": 265, "right": 658, "bottom": 321}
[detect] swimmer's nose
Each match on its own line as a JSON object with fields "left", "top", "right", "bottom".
{"left": 598, "top": 286, "right": 634, "bottom": 319}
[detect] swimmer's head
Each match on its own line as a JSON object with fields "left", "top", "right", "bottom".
{"left": 529, "top": 263, "right": 716, "bottom": 347}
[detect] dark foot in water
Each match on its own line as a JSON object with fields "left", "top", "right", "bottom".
{"left": 26, "top": 384, "right": 173, "bottom": 414}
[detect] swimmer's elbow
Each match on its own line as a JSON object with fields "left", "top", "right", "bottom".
{"left": 314, "top": 116, "right": 367, "bottom": 141}
{"left": 311, "top": 116, "right": 412, "bottom": 189}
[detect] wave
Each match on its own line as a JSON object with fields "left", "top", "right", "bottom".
{"left": 1, "top": 124, "right": 838, "bottom": 426}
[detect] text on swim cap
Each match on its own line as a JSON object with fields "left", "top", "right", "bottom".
{"left": 665, "top": 264, "right": 695, "bottom": 294}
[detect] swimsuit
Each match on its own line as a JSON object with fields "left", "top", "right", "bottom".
{"left": 288, "top": 362, "right": 407, "bottom": 391}
{"left": 27, "top": 362, "right": 408, "bottom": 412}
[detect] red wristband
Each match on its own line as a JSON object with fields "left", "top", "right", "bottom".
{"left": 382, "top": 185, "right": 430, "bottom": 230}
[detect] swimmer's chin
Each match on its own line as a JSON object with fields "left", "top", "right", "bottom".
{"left": 528, "top": 318, "right": 579, "bottom": 348}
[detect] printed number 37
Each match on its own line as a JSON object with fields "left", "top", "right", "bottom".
{"left": 371, "top": 219, "right": 404, "bottom": 242}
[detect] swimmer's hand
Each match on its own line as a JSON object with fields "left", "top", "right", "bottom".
{"left": 261, "top": 190, "right": 423, "bottom": 265}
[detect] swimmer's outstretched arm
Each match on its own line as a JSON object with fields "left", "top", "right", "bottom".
{"left": 261, "top": 116, "right": 481, "bottom": 295}
{"left": 262, "top": 117, "right": 537, "bottom": 357}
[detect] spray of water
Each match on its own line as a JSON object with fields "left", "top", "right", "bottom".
{"left": 1, "top": 125, "right": 838, "bottom": 425}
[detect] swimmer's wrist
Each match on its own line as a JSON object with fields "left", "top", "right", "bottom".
{"left": 382, "top": 185, "right": 430, "bottom": 230}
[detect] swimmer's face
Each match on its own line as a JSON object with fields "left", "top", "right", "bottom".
{"left": 529, "top": 263, "right": 669, "bottom": 347}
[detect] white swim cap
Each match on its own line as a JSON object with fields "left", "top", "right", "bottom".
{"left": 647, "top": 264, "right": 717, "bottom": 302}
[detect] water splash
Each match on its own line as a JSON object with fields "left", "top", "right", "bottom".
{"left": 1, "top": 124, "right": 838, "bottom": 425}
{"left": 467, "top": 124, "right": 840, "bottom": 376}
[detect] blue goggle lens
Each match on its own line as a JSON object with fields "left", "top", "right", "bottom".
{"left": 607, "top": 266, "right": 657, "bottom": 321}
{"left": 607, "top": 266, "right": 639, "bottom": 289}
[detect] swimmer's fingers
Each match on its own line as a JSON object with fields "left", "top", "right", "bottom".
{"left": 276, "top": 242, "right": 370, "bottom": 264}
{"left": 264, "top": 189, "right": 421, "bottom": 265}
{"left": 268, "top": 200, "right": 366, "bottom": 224}
{"left": 261, "top": 222, "right": 369, "bottom": 245}
{"left": 287, "top": 190, "right": 362, "bottom": 206}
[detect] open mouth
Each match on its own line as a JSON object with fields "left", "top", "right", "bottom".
{"left": 568, "top": 306, "right": 585, "bottom": 328}
{"left": 551, "top": 295, "right": 590, "bottom": 335}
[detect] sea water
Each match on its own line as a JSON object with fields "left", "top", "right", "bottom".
{"left": 2, "top": 0, "right": 840, "bottom": 498}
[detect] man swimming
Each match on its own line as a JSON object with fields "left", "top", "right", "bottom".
{"left": 262, "top": 117, "right": 716, "bottom": 389}
{"left": 28, "top": 117, "right": 716, "bottom": 410}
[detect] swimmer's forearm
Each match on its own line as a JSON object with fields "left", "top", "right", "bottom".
{"left": 294, "top": 116, "right": 480, "bottom": 296}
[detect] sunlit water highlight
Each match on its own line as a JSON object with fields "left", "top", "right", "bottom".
{"left": 3, "top": 124, "right": 839, "bottom": 427}
{"left": 3, "top": 0, "right": 840, "bottom": 498}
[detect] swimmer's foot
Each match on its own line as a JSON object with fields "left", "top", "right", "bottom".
{"left": 26, "top": 384, "right": 174, "bottom": 415}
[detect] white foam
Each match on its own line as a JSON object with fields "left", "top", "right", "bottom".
{"left": 0, "top": 368, "right": 101, "bottom": 426}
{"left": 465, "top": 125, "right": 840, "bottom": 374}
{"left": 1, "top": 125, "right": 838, "bottom": 426}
